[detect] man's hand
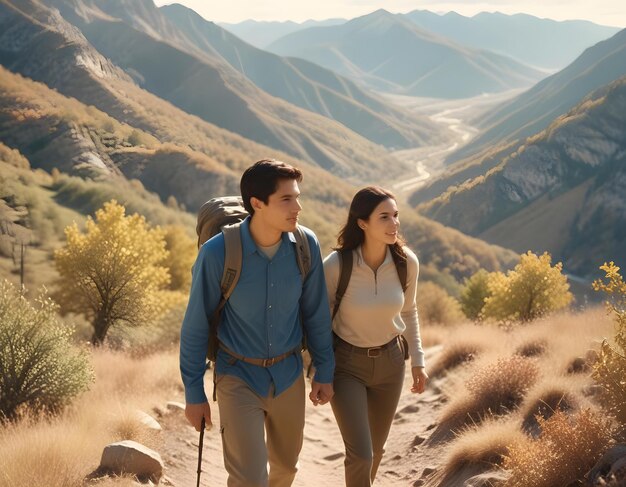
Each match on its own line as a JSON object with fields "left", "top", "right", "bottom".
{"left": 411, "top": 367, "right": 428, "bottom": 394}
{"left": 309, "top": 381, "right": 334, "bottom": 406}
{"left": 185, "top": 402, "right": 212, "bottom": 432}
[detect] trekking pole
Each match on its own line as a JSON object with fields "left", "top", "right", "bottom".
{"left": 197, "top": 417, "right": 205, "bottom": 487}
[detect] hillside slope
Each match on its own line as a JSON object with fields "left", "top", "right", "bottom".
{"left": 418, "top": 76, "right": 626, "bottom": 277}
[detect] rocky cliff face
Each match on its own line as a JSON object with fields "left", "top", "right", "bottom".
{"left": 421, "top": 76, "right": 626, "bottom": 276}
{"left": 0, "top": 0, "right": 131, "bottom": 88}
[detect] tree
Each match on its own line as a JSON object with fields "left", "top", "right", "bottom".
{"left": 162, "top": 225, "right": 196, "bottom": 292}
{"left": 592, "top": 261, "right": 626, "bottom": 423}
{"left": 0, "top": 280, "right": 93, "bottom": 421}
{"left": 482, "top": 251, "right": 573, "bottom": 322}
{"left": 54, "top": 200, "right": 172, "bottom": 345}
{"left": 459, "top": 269, "right": 491, "bottom": 320}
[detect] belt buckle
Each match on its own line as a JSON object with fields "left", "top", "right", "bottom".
{"left": 263, "top": 357, "right": 276, "bottom": 367}
{"left": 367, "top": 347, "right": 381, "bottom": 358}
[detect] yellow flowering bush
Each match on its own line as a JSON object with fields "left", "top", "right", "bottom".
{"left": 592, "top": 261, "right": 626, "bottom": 423}
{"left": 482, "top": 251, "right": 573, "bottom": 323}
{"left": 54, "top": 200, "right": 176, "bottom": 345}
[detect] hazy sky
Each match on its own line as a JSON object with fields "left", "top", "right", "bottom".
{"left": 153, "top": 0, "right": 626, "bottom": 27}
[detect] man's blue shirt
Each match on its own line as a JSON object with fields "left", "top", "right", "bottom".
{"left": 180, "top": 217, "right": 335, "bottom": 404}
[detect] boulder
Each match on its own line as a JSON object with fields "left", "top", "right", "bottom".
{"left": 586, "top": 444, "right": 626, "bottom": 486}
{"left": 100, "top": 440, "right": 164, "bottom": 483}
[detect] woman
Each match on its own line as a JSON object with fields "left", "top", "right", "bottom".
{"left": 323, "top": 186, "right": 428, "bottom": 486}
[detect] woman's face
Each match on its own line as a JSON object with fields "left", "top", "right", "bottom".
{"left": 358, "top": 197, "right": 399, "bottom": 246}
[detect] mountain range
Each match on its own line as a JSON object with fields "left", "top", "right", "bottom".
{"left": 219, "top": 18, "right": 346, "bottom": 49}
{"left": 2, "top": 0, "right": 625, "bottom": 286}
{"left": 448, "top": 27, "right": 626, "bottom": 164}
{"left": 267, "top": 9, "right": 547, "bottom": 98}
{"left": 403, "top": 10, "right": 620, "bottom": 70}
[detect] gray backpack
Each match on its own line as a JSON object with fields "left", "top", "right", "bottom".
{"left": 196, "top": 196, "right": 312, "bottom": 362}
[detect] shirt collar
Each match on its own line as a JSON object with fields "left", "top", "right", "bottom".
{"left": 355, "top": 244, "right": 393, "bottom": 266}
{"left": 240, "top": 216, "right": 295, "bottom": 257}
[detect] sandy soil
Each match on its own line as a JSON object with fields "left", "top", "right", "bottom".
{"left": 158, "top": 346, "right": 446, "bottom": 487}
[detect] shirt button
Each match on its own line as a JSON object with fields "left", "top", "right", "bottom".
{"left": 268, "top": 305, "right": 272, "bottom": 309}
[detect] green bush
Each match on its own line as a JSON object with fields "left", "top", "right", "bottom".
{"left": 459, "top": 269, "right": 491, "bottom": 320}
{"left": 0, "top": 280, "right": 93, "bottom": 421}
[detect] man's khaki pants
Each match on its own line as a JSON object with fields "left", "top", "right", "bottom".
{"left": 217, "top": 374, "right": 305, "bottom": 487}
{"left": 331, "top": 340, "right": 405, "bottom": 486}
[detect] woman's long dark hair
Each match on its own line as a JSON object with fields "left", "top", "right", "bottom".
{"left": 335, "top": 186, "right": 407, "bottom": 260}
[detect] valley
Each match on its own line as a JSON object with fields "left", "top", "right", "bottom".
{"left": 386, "top": 90, "right": 522, "bottom": 195}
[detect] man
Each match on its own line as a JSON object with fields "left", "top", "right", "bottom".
{"left": 180, "top": 159, "right": 335, "bottom": 487}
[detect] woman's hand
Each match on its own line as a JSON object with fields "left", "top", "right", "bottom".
{"left": 411, "top": 366, "right": 428, "bottom": 394}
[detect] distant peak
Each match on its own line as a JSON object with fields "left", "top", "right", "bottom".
{"left": 368, "top": 8, "right": 393, "bottom": 18}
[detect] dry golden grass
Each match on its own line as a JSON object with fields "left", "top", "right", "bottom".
{"left": 0, "top": 347, "right": 180, "bottom": 487}
{"left": 502, "top": 409, "right": 614, "bottom": 487}
{"left": 437, "top": 418, "right": 526, "bottom": 486}
{"left": 427, "top": 307, "right": 617, "bottom": 484}
{"left": 430, "top": 309, "right": 613, "bottom": 444}
{"left": 429, "top": 323, "right": 509, "bottom": 378}
{"left": 518, "top": 375, "right": 586, "bottom": 436}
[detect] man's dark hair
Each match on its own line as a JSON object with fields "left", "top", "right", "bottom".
{"left": 240, "top": 159, "right": 303, "bottom": 215}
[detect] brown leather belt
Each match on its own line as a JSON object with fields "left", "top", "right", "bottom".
{"left": 219, "top": 343, "right": 300, "bottom": 367}
{"left": 334, "top": 334, "right": 401, "bottom": 358}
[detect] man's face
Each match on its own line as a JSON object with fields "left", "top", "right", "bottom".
{"left": 256, "top": 178, "right": 302, "bottom": 233}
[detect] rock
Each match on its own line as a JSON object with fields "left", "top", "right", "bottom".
{"left": 463, "top": 470, "right": 510, "bottom": 486}
{"left": 586, "top": 444, "right": 626, "bottom": 486}
{"left": 135, "top": 410, "right": 162, "bottom": 432}
{"left": 412, "top": 480, "right": 425, "bottom": 486}
{"left": 100, "top": 440, "right": 164, "bottom": 483}
{"left": 411, "top": 435, "right": 426, "bottom": 447}
{"left": 166, "top": 401, "right": 185, "bottom": 412}
{"left": 567, "top": 357, "right": 590, "bottom": 374}
{"left": 421, "top": 466, "right": 436, "bottom": 477}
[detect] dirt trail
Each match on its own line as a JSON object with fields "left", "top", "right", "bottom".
{"left": 159, "top": 346, "right": 446, "bottom": 486}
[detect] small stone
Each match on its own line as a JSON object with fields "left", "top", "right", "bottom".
{"left": 421, "top": 467, "right": 436, "bottom": 477}
{"left": 166, "top": 401, "right": 185, "bottom": 412}
{"left": 135, "top": 411, "right": 162, "bottom": 432}
{"left": 412, "top": 435, "right": 426, "bottom": 447}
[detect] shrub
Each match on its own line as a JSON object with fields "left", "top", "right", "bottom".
{"left": 482, "top": 251, "right": 573, "bottom": 323}
{"left": 466, "top": 355, "right": 540, "bottom": 415}
{"left": 54, "top": 201, "right": 175, "bottom": 345}
{"left": 592, "top": 261, "right": 626, "bottom": 423}
{"left": 502, "top": 409, "right": 613, "bottom": 487}
{"left": 459, "top": 269, "right": 491, "bottom": 320}
{"left": 0, "top": 280, "right": 93, "bottom": 421}
{"left": 417, "top": 281, "right": 464, "bottom": 327}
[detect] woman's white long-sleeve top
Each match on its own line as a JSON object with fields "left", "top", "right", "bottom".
{"left": 323, "top": 246, "right": 425, "bottom": 367}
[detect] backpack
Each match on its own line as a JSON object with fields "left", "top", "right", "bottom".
{"left": 196, "top": 196, "right": 312, "bottom": 363}
{"left": 331, "top": 247, "right": 410, "bottom": 360}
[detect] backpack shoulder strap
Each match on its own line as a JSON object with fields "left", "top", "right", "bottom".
{"left": 292, "top": 225, "right": 311, "bottom": 280}
{"left": 332, "top": 249, "right": 353, "bottom": 320}
{"left": 221, "top": 223, "right": 243, "bottom": 299}
{"left": 390, "top": 247, "right": 408, "bottom": 293}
